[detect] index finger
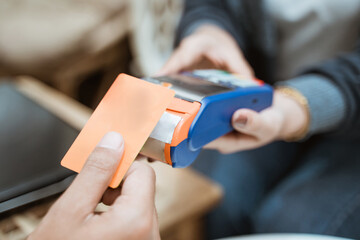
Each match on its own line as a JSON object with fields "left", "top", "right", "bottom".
{"left": 113, "top": 161, "right": 156, "bottom": 207}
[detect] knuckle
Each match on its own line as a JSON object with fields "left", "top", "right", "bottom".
{"left": 134, "top": 161, "right": 156, "bottom": 179}
{"left": 144, "top": 164, "right": 156, "bottom": 180}
{"left": 133, "top": 162, "right": 157, "bottom": 187}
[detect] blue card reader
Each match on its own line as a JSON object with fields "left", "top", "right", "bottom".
{"left": 140, "top": 69, "right": 273, "bottom": 167}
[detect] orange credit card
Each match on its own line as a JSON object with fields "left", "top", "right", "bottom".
{"left": 61, "top": 74, "right": 175, "bottom": 188}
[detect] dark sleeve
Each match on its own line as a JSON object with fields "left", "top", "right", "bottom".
{"left": 175, "top": 0, "right": 276, "bottom": 83}
{"left": 304, "top": 42, "right": 360, "bottom": 138}
{"left": 175, "top": 0, "right": 245, "bottom": 48}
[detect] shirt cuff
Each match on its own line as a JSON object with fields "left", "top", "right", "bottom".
{"left": 276, "top": 74, "right": 346, "bottom": 135}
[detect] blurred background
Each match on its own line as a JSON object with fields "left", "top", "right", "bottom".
{"left": 0, "top": 0, "right": 183, "bottom": 108}
{"left": 0, "top": 2, "right": 225, "bottom": 239}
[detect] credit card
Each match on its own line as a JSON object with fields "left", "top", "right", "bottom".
{"left": 61, "top": 74, "right": 175, "bottom": 188}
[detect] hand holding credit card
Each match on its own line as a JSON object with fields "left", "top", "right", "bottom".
{"left": 61, "top": 74, "right": 175, "bottom": 188}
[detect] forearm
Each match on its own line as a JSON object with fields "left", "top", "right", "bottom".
{"left": 302, "top": 49, "right": 360, "bottom": 138}
{"left": 276, "top": 41, "right": 360, "bottom": 138}
{"left": 276, "top": 74, "right": 346, "bottom": 137}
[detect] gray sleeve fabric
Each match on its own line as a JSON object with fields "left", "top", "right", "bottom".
{"left": 276, "top": 74, "right": 347, "bottom": 136}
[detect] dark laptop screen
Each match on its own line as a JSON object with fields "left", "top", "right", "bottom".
{"left": 0, "top": 82, "right": 78, "bottom": 211}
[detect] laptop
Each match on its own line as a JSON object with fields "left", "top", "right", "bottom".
{"left": 0, "top": 80, "right": 78, "bottom": 214}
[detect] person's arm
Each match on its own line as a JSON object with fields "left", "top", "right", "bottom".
{"left": 276, "top": 74, "right": 346, "bottom": 138}
{"left": 284, "top": 43, "right": 360, "bottom": 138}
{"left": 29, "top": 132, "right": 159, "bottom": 240}
{"left": 157, "top": 1, "right": 253, "bottom": 77}
{"left": 206, "top": 42, "right": 360, "bottom": 153}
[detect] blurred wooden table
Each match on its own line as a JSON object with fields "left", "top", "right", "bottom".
{"left": 0, "top": 76, "right": 223, "bottom": 240}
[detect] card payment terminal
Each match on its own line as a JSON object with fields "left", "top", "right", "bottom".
{"left": 141, "top": 70, "right": 273, "bottom": 167}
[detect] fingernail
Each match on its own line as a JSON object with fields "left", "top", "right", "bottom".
{"left": 235, "top": 114, "right": 248, "bottom": 129}
{"left": 97, "top": 132, "right": 124, "bottom": 150}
